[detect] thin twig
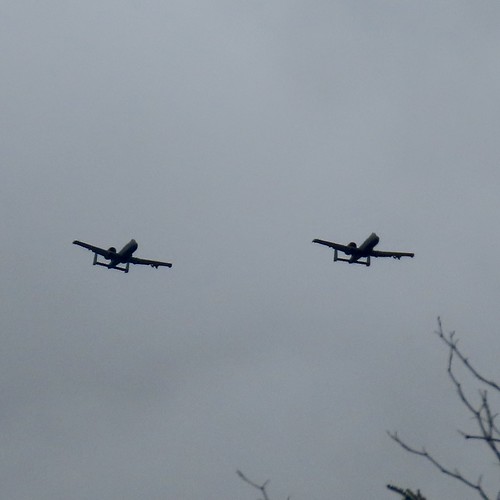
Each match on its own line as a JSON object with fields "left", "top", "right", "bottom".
{"left": 388, "top": 431, "right": 490, "bottom": 500}
{"left": 443, "top": 327, "right": 500, "bottom": 464}
{"left": 237, "top": 470, "right": 271, "bottom": 500}
{"left": 436, "top": 318, "right": 500, "bottom": 393}
{"left": 462, "top": 433, "right": 500, "bottom": 443}
{"left": 387, "top": 483, "right": 427, "bottom": 499}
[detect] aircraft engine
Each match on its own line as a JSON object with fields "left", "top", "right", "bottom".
{"left": 108, "top": 247, "right": 117, "bottom": 253}
{"left": 348, "top": 242, "right": 357, "bottom": 248}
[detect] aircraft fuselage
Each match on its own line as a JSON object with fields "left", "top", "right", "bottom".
{"left": 109, "top": 239, "right": 138, "bottom": 266}
{"left": 349, "top": 232, "right": 379, "bottom": 262}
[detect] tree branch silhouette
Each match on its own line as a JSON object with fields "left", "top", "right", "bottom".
{"left": 387, "top": 483, "right": 427, "bottom": 499}
{"left": 237, "top": 470, "right": 290, "bottom": 500}
{"left": 389, "top": 319, "right": 500, "bottom": 499}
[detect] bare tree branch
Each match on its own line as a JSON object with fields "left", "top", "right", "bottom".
{"left": 387, "top": 483, "right": 427, "bottom": 499}
{"left": 388, "top": 431, "right": 490, "bottom": 499}
{"left": 461, "top": 433, "right": 500, "bottom": 443}
{"left": 239, "top": 321, "right": 500, "bottom": 499}
{"left": 439, "top": 321, "right": 500, "bottom": 465}
{"left": 237, "top": 470, "right": 291, "bottom": 500}
{"left": 237, "top": 470, "right": 271, "bottom": 500}
{"left": 389, "top": 320, "right": 500, "bottom": 498}
{"left": 435, "top": 318, "right": 500, "bottom": 393}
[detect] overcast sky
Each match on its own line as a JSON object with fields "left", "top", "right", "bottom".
{"left": 2, "top": 2, "right": 500, "bottom": 499}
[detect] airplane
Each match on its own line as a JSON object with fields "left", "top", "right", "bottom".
{"left": 72, "top": 239, "right": 172, "bottom": 273}
{"left": 312, "top": 232, "right": 414, "bottom": 267}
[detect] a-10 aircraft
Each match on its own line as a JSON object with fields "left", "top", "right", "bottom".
{"left": 72, "top": 239, "right": 172, "bottom": 273}
{"left": 313, "top": 232, "right": 414, "bottom": 267}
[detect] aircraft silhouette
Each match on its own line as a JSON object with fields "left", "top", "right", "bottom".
{"left": 313, "top": 233, "right": 414, "bottom": 267}
{"left": 73, "top": 239, "right": 172, "bottom": 273}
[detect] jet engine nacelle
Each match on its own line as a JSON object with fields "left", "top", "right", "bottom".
{"left": 108, "top": 247, "right": 117, "bottom": 253}
{"left": 343, "top": 242, "right": 357, "bottom": 255}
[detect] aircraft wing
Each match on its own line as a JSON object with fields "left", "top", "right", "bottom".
{"left": 370, "top": 249, "right": 414, "bottom": 259}
{"left": 129, "top": 256, "right": 173, "bottom": 269}
{"left": 73, "top": 240, "right": 112, "bottom": 259}
{"left": 312, "top": 239, "right": 354, "bottom": 254}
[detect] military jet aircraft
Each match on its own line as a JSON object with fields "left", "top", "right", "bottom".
{"left": 312, "top": 232, "right": 414, "bottom": 267}
{"left": 72, "top": 239, "right": 172, "bottom": 273}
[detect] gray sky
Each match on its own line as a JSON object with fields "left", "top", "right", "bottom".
{"left": 2, "top": 1, "right": 500, "bottom": 498}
